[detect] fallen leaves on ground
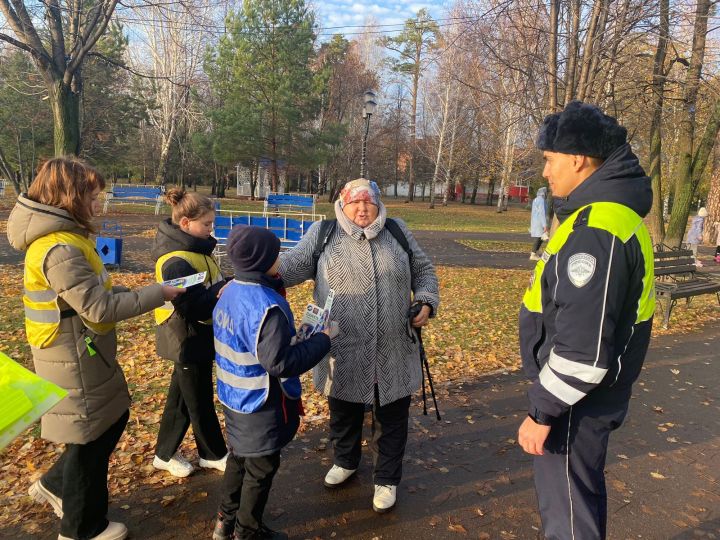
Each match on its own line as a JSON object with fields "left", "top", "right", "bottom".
{"left": 0, "top": 261, "right": 718, "bottom": 534}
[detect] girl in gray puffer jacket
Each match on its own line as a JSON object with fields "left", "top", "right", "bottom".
{"left": 7, "top": 157, "right": 183, "bottom": 540}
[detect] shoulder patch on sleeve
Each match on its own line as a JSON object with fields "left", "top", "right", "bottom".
{"left": 567, "top": 253, "right": 596, "bottom": 288}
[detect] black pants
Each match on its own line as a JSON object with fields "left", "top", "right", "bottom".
{"left": 534, "top": 399, "right": 627, "bottom": 540}
{"left": 532, "top": 237, "right": 545, "bottom": 253}
{"left": 42, "top": 409, "right": 129, "bottom": 540}
{"left": 328, "top": 387, "right": 411, "bottom": 486}
{"left": 155, "top": 358, "right": 226, "bottom": 461}
{"left": 218, "top": 452, "right": 281, "bottom": 538}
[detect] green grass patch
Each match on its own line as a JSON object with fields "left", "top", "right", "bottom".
{"left": 216, "top": 198, "right": 530, "bottom": 233}
{"left": 456, "top": 239, "right": 532, "bottom": 253}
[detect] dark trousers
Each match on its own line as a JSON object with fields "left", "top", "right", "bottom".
{"left": 42, "top": 409, "right": 129, "bottom": 540}
{"left": 156, "top": 358, "right": 226, "bottom": 461}
{"left": 532, "top": 237, "right": 545, "bottom": 253}
{"left": 218, "top": 452, "right": 281, "bottom": 538}
{"left": 534, "top": 400, "right": 627, "bottom": 540}
{"left": 328, "top": 387, "right": 411, "bottom": 486}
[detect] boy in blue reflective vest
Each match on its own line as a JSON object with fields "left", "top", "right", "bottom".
{"left": 212, "top": 225, "right": 336, "bottom": 540}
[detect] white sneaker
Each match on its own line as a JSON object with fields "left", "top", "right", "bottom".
{"left": 58, "top": 521, "right": 127, "bottom": 540}
{"left": 152, "top": 453, "right": 194, "bottom": 477}
{"left": 373, "top": 484, "right": 397, "bottom": 513}
{"left": 199, "top": 453, "right": 228, "bottom": 472}
{"left": 29, "top": 480, "right": 63, "bottom": 518}
{"left": 529, "top": 252, "right": 541, "bottom": 261}
{"left": 323, "top": 464, "right": 356, "bottom": 488}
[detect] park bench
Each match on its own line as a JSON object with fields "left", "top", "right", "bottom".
{"left": 654, "top": 248, "right": 720, "bottom": 328}
{"left": 0, "top": 179, "right": 7, "bottom": 197}
{"left": 213, "top": 209, "right": 324, "bottom": 261}
{"left": 264, "top": 192, "right": 316, "bottom": 218}
{"left": 103, "top": 184, "right": 165, "bottom": 215}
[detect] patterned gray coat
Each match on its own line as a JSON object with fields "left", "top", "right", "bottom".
{"left": 279, "top": 202, "right": 440, "bottom": 405}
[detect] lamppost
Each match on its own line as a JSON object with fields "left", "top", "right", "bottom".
{"left": 360, "top": 89, "right": 377, "bottom": 179}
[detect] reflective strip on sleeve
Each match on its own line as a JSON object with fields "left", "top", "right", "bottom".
{"left": 23, "top": 289, "right": 58, "bottom": 302}
{"left": 24, "top": 306, "right": 60, "bottom": 323}
{"left": 548, "top": 348, "right": 608, "bottom": 384}
{"left": 214, "top": 339, "right": 257, "bottom": 366}
{"left": 215, "top": 364, "right": 267, "bottom": 390}
{"left": 539, "top": 364, "right": 586, "bottom": 405}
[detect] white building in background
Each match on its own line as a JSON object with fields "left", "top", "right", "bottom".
{"left": 382, "top": 180, "right": 529, "bottom": 203}
{"left": 382, "top": 182, "right": 445, "bottom": 198}
{"left": 236, "top": 160, "right": 286, "bottom": 198}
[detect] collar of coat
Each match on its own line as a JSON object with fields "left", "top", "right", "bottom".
{"left": 334, "top": 200, "right": 388, "bottom": 240}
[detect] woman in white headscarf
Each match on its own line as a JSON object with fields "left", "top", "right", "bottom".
{"left": 279, "top": 179, "right": 439, "bottom": 514}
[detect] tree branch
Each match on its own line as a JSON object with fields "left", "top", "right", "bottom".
{"left": 45, "top": 0, "right": 67, "bottom": 71}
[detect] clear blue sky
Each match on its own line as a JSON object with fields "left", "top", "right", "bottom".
{"left": 315, "top": 1, "right": 446, "bottom": 38}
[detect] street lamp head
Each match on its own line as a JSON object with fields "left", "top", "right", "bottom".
{"left": 363, "top": 90, "right": 377, "bottom": 117}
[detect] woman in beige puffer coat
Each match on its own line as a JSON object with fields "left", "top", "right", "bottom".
{"left": 6, "top": 157, "right": 183, "bottom": 540}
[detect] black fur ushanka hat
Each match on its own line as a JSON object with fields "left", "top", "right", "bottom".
{"left": 537, "top": 101, "right": 627, "bottom": 159}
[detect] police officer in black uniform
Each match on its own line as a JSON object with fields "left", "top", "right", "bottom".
{"left": 517, "top": 101, "right": 655, "bottom": 539}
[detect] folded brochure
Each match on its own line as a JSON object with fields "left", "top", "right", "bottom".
{"left": 297, "top": 289, "right": 335, "bottom": 341}
{"left": 0, "top": 351, "right": 67, "bottom": 451}
{"left": 163, "top": 271, "right": 206, "bottom": 288}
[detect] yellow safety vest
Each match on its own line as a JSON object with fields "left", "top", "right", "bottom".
{"left": 522, "top": 202, "right": 655, "bottom": 324}
{"left": 24, "top": 232, "right": 115, "bottom": 349}
{"left": 154, "top": 250, "right": 223, "bottom": 325}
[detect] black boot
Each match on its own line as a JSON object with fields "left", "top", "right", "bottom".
{"left": 233, "top": 524, "right": 288, "bottom": 540}
{"left": 213, "top": 513, "right": 235, "bottom": 540}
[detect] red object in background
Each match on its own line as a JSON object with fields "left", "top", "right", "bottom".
{"left": 454, "top": 182, "right": 463, "bottom": 201}
{"left": 508, "top": 185, "right": 529, "bottom": 203}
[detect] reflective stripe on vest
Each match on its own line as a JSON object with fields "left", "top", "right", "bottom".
{"left": 154, "top": 250, "right": 223, "bottom": 325}
{"left": 522, "top": 202, "right": 655, "bottom": 324}
{"left": 214, "top": 281, "right": 301, "bottom": 414}
{"left": 24, "top": 231, "right": 115, "bottom": 349}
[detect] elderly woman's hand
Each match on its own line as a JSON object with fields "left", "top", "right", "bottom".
{"left": 411, "top": 305, "right": 431, "bottom": 327}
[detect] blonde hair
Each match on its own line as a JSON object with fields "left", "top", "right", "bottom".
{"left": 27, "top": 156, "right": 106, "bottom": 232}
{"left": 165, "top": 188, "right": 215, "bottom": 224}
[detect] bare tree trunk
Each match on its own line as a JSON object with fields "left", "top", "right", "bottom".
{"left": 429, "top": 81, "right": 452, "bottom": 209}
{"left": 51, "top": 82, "right": 82, "bottom": 156}
{"left": 406, "top": 42, "right": 423, "bottom": 203}
{"left": 647, "top": 0, "right": 670, "bottom": 244}
{"left": 576, "top": 0, "right": 606, "bottom": 102}
{"left": 154, "top": 120, "right": 176, "bottom": 185}
{"left": 704, "top": 159, "right": 720, "bottom": 245}
{"left": 496, "top": 123, "right": 516, "bottom": 213}
{"left": 665, "top": 0, "right": 712, "bottom": 247}
{"left": 563, "top": 0, "right": 581, "bottom": 104}
{"left": 547, "top": 0, "right": 559, "bottom": 112}
{"left": 593, "top": 0, "right": 630, "bottom": 105}
{"left": 442, "top": 100, "right": 458, "bottom": 207}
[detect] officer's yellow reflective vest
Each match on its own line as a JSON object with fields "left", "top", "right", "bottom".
{"left": 24, "top": 232, "right": 115, "bottom": 349}
{"left": 522, "top": 201, "right": 655, "bottom": 324}
{"left": 154, "top": 251, "right": 223, "bottom": 325}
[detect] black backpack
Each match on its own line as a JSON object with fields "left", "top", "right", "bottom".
{"left": 311, "top": 218, "right": 412, "bottom": 271}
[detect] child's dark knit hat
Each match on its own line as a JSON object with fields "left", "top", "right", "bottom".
{"left": 537, "top": 101, "right": 627, "bottom": 159}
{"left": 227, "top": 225, "right": 280, "bottom": 274}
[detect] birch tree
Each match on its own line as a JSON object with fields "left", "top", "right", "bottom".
{"left": 128, "top": 0, "right": 212, "bottom": 184}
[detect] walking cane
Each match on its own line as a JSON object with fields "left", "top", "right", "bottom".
{"left": 409, "top": 302, "right": 441, "bottom": 421}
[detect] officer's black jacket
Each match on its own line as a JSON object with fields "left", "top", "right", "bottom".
{"left": 519, "top": 144, "right": 654, "bottom": 420}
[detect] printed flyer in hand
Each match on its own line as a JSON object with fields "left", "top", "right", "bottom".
{"left": 297, "top": 289, "right": 335, "bottom": 341}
